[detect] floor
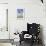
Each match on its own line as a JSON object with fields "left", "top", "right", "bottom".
{"left": 0, "top": 43, "right": 12, "bottom": 46}
{"left": 19, "top": 41, "right": 43, "bottom": 46}
{"left": 0, "top": 39, "right": 16, "bottom": 46}
{"left": 0, "top": 40, "right": 43, "bottom": 46}
{"left": 0, "top": 42, "right": 43, "bottom": 46}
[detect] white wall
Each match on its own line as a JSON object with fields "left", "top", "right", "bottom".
{"left": 9, "top": 0, "right": 46, "bottom": 45}
{"left": 0, "top": 0, "right": 46, "bottom": 46}
{"left": 0, "top": 0, "right": 8, "bottom": 3}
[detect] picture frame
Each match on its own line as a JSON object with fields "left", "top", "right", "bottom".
{"left": 17, "top": 9, "right": 25, "bottom": 19}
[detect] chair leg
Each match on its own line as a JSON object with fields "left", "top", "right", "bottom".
{"left": 20, "top": 41, "right": 21, "bottom": 45}
{"left": 30, "top": 42, "right": 34, "bottom": 46}
{"left": 30, "top": 39, "right": 34, "bottom": 46}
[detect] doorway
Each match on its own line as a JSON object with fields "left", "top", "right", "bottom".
{"left": 0, "top": 3, "right": 9, "bottom": 39}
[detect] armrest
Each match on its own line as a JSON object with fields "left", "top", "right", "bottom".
{"left": 19, "top": 31, "right": 27, "bottom": 41}
{"left": 22, "top": 31, "right": 28, "bottom": 35}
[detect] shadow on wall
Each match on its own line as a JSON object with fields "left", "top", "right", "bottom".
{"left": 40, "top": 25, "right": 45, "bottom": 46}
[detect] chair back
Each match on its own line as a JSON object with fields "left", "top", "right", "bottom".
{"left": 27, "top": 23, "right": 40, "bottom": 35}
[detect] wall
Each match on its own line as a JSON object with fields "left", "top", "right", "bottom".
{"left": 9, "top": 0, "right": 44, "bottom": 40}
{"left": 0, "top": 0, "right": 8, "bottom": 3}
{"left": 9, "top": 0, "right": 46, "bottom": 46}
{"left": 43, "top": 2, "right": 46, "bottom": 46}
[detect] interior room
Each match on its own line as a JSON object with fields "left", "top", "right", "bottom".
{"left": 0, "top": 0, "right": 46, "bottom": 46}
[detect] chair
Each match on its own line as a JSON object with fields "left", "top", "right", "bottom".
{"left": 19, "top": 23, "right": 40, "bottom": 46}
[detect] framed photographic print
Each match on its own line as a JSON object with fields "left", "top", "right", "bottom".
{"left": 17, "top": 9, "right": 25, "bottom": 19}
